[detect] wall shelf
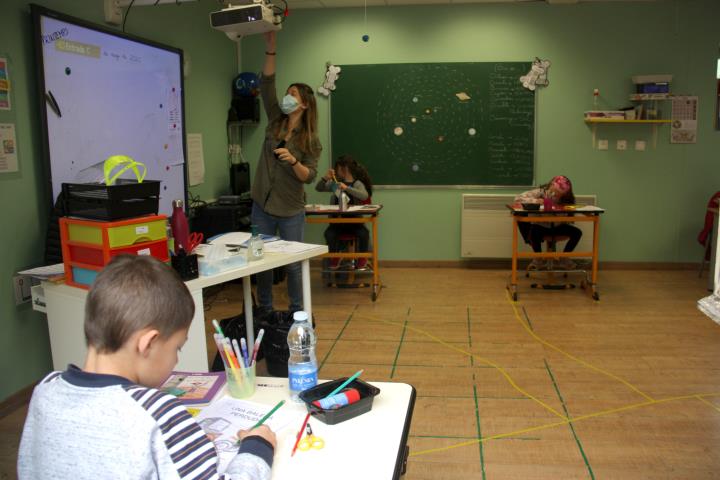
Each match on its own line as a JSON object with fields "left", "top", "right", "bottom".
{"left": 584, "top": 118, "right": 671, "bottom": 148}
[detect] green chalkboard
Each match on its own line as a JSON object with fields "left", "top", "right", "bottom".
{"left": 330, "top": 63, "right": 535, "bottom": 186}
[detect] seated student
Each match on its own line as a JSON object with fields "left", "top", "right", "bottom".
{"left": 315, "top": 154, "right": 373, "bottom": 269}
{"left": 18, "top": 255, "right": 276, "bottom": 480}
{"left": 514, "top": 175, "right": 582, "bottom": 270}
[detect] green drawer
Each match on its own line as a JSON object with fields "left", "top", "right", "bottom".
{"left": 67, "top": 219, "right": 166, "bottom": 248}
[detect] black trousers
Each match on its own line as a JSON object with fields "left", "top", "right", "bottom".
{"left": 518, "top": 223, "right": 582, "bottom": 253}
{"left": 324, "top": 224, "right": 370, "bottom": 253}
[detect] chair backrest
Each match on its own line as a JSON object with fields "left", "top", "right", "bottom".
{"left": 698, "top": 191, "right": 720, "bottom": 246}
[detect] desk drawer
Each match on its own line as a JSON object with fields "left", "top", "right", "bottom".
{"left": 68, "top": 239, "right": 169, "bottom": 266}
{"left": 67, "top": 218, "right": 166, "bottom": 248}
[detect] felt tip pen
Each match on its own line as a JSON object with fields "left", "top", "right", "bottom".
{"left": 240, "top": 337, "right": 250, "bottom": 368}
{"left": 250, "top": 329, "right": 264, "bottom": 366}
{"left": 212, "top": 319, "right": 224, "bottom": 337}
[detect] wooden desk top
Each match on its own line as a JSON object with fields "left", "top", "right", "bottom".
{"left": 507, "top": 204, "right": 605, "bottom": 216}
{"left": 305, "top": 204, "right": 383, "bottom": 215}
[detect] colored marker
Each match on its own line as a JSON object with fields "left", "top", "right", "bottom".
{"left": 231, "top": 338, "right": 245, "bottom": 368}
{"left": 212, "top": 319, "right": 224, "bottom": 337}
{"left": 240, "top": 337, "right": 250, "bottom": 368}
{"left": 250, "top": 329, "right": 265, "bottom": 366}
{"left": 324, "top": 369, "right": 363, "bottom": 399}
{"left": 252, "top": 400, "right": 285, "bottom": 429}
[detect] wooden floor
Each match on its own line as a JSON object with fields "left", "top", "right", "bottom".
{"left": 2, "top": 267, "right": 719, "bottom": 479}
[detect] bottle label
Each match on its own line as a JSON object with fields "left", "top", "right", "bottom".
{"left": 289, "top": 368, "right": 317, "bottom": 392}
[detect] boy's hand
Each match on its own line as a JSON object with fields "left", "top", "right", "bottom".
{"left": 238, "top": 425, "right": 277, "bottom": 449}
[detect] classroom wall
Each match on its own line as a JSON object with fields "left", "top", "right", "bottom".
{"left": 0, "top": 0, "right": 236, "bottom": 401}
{"left": 239, "top": 0, "right": 720, "bottom": 262}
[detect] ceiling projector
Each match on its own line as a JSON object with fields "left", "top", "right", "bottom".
{"left": 210, "top": 1, "right": 282, "bottom": 40}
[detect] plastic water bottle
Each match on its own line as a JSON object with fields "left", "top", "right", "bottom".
{"left": 170, "top": 199, "right": 189, "bottom": 255}
{"left": 248, "top": 224, "right": 264, "bottom": 261}
{"left": 287, "top": 311, "right": 317, "bottom": 402}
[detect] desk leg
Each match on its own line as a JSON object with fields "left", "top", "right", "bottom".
{"left": 242, "top": 276, "right": 254, "bottom": 348}
{"left": 589, "top": 217, "right": 600, "bottom": 300}
{"left": 509, "top": 218, "right": 519, "bottom": 301}
{"left": 371, "top": 215, "right": 381, "bottom": 301}
{"left": 302, "top": 259, "right": 312, "bottom": 318}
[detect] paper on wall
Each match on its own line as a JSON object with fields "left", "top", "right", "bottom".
{"left": 186, "top": 133, "right": 205, "bottom": 186}
{"left": 0, "top": 123, "right": 18, "bottom": 173}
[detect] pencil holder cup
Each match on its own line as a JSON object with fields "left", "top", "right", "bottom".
{"left": 225, "top": 365, "right": 256, "bottom": 399}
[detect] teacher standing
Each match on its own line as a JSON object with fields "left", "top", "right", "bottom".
{"left": 251, "top": 30, "right": 321, "bottom": 315}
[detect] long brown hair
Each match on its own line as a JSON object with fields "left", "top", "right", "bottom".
{"left": 272, "top": 82, "right": 321, "bottom": 158}
{"left": 336, "top": 154, "right": 373, "bottom": 197}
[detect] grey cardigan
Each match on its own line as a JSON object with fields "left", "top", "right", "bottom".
{"left": 250, "top": 74, "right": 320, "bottom": 217}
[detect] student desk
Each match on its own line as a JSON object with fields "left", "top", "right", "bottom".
{"left": 506, "top": 205, "right": 605, "bottom": 301}
{"left": 305, "top": 204, "right": 383, "bottom": 301}
{"left": 34, "top": 246, "right": 327, "bottom": 372}
{"left": 224, "top": 376, "right": 415, "bottom": 479}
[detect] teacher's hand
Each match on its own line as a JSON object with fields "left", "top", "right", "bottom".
{"left": 274, "top": 148, "right": 296, "bottom": 165}
{"left": 264, "top": 31, "right": 276, "bottom": 51}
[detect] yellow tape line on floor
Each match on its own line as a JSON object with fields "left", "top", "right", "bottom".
{"left": 505, "top": 290, "right": 655, "bottom": 402}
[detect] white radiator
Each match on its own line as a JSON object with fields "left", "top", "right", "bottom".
{"left": 460, "top": 194, "right": 597, "bottom": 258}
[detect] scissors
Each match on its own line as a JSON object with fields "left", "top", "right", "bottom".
{"left": 297, "top": 423, "right": 325, "bottom": 452}
{"left": 187, "top": 232, "right": 203, "bottom": 254}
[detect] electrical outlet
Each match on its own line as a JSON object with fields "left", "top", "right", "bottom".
{"left": 597, "top": 139, "right": 608, "bottom": 150}
{"left": 13, "top": 275, "right": 32, "bottom": 305}
{"left": 616, "top": 140, "right": 627, "bottom": 151}
{"left": 635, "top": 140, "right": 646, "bottom": 151}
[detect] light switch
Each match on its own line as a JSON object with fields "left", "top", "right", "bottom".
{"left": 616, "top": 140, "right": 627, "bottom": 151}
{"left": 597, "top": 139, "right": 608, "bottom": 150}
{"left": 635, "top": 140, "right": 646, "bottom": 151}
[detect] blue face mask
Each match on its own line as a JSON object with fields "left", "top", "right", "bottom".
{"left": 280, "top": 94, "right": 300, "bottom": 114}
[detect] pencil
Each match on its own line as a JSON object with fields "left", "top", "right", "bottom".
{"left": 324, "top": 369, "right": 363, "bottom": 399}
{"left": 291, "top": 413, "right": 311, "bottom": 457}
{"left": 252, "top": 400, "right": 285, "bottom": 429}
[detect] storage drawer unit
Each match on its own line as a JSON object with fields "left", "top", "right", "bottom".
{"left": 60, "top": 215, "right": 168, "bottom": 289}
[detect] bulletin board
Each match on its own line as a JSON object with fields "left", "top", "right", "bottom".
{"left": 330, "top": 62, "right": 535, "bottom": 187}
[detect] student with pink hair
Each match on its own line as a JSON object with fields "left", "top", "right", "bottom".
{"left": 514, "top": 175, "right": 582, "bottom": 270}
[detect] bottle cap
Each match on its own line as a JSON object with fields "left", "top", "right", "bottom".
{"left": 251, "top": 224, "right": 258, "bottom": 235}
{"left": 293, "top": 311, "right": 309, "bottom": 322}
{"left": 172, "top": 199, "right": 184, "bottom": 209}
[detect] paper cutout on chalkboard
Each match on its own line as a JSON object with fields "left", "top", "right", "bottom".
{"left": 393, "top": 126, "right": 404, "bottom": 136}
{"left": 455, "top": 92, "right": 471, "bottom": 101}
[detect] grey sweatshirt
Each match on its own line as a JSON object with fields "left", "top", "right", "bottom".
{"left": 18, "top": 366, "right": 273, "bottom": 480}
{"left": 250, "top": 74, "right": 319, "bottom": 217}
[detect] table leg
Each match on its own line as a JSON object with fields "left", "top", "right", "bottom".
{"left": 371, "top": 215, "right": 381, "bottom": 301}
{"left": 302, "top": 259, "right": 312, "bottom": 318}
{"left": 242, "top": 276, "right": 254, "bottom": 348}
{"left": 510, "top": 218, "right": 519, "bottom": 300}
{"left": 590, "top": 216, "right": 600, "bottom": 300}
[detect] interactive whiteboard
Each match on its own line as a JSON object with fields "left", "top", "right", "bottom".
{"left": 32, "top": 5, "right": 187, "bottom": 216}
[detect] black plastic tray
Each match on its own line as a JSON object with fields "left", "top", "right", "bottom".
{"left": 299, "top": 377, "right": 380, "bottom": 425}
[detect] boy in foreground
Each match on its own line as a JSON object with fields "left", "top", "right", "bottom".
{"left": 18, "top": 255, "right": 276, "bottom": 479}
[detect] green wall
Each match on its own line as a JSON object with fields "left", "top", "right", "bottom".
{"left": 0, "top": 0, "right": 236, "bottom": 401}
{"left": 239, "top": 0, "right": 720, "bottom": 261}
{"left": 1, "top": 0, "right": 719, "bottom": 400}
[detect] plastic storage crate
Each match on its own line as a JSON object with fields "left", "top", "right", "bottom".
{"left": 62, "top": 180, "right": 160, "bottom": 221}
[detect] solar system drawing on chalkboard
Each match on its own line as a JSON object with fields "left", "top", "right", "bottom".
{"left": 331, "top": 63, "right": 535, "bottom": 187}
